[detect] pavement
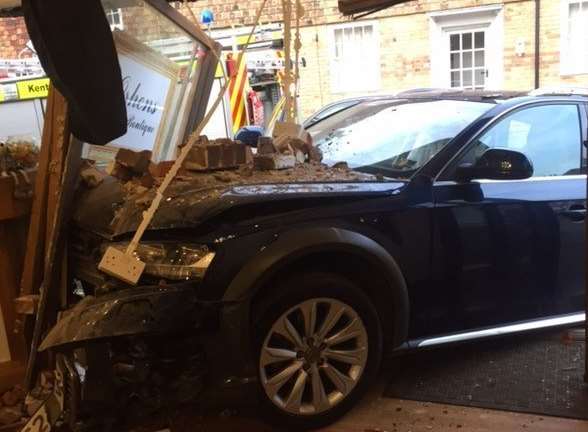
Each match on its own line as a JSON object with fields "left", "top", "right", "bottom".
{"left": 156, "top": 371, "right": 588, "bottom": 432}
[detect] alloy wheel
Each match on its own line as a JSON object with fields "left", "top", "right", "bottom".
{"left": 259, "top": 297, "right": 369, "bottom": 415}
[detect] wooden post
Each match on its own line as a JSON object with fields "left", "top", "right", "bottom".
{"left": 18, "top": 88, "right": 69, "bottom": 301}
{"left": 25, "top": 136, "right": 82, "bottom": 389}
{"left": 0, "top": 171, "right": 34, "bottom": 366}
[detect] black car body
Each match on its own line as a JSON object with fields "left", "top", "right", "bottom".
{"left": 42, "top": 90, "right": 587, "bottom": 430}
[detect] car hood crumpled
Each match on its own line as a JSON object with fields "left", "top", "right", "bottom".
{"left": 72, "top": 174, "right": 406, "bottom": 239}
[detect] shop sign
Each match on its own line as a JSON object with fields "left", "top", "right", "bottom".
{"left": 16, "top": 77, "right": 50, "bottom": 100}
{"left": 109, "top": 32, "right": 179, "bottom": 156}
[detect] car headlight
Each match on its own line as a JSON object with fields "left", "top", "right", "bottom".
{"left": 103, "top": 242, "right": 215, "bottom": 281}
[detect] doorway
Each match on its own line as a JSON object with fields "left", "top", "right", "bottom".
{"left": 429, "top": 5, "right": 504, "bottom": 90}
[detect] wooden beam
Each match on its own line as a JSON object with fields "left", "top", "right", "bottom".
{"left": 16, "top": 87, "right": 69, "bottom": 361}
{"left": 18, "top": 88, "right": 69, "bottom": 301}
{"left": 0, "top": 219, "right": 28, "bottom": 363}
{"left": 0, "top": 361, "right": 24, "bottom": 394}
{"left": 25, "top": 137, "right": 82, "bottom": 389}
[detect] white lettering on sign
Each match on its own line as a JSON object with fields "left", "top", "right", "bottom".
{"left": 110, "top": 54, "right": 172, "bottom": 152}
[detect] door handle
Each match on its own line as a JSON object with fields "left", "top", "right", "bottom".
{"left": 560, "top": 205, "right": 586, "bottom": 222}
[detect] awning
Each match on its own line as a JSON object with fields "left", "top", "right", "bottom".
{"left": 338, "top": 0, "right": 412, "bottom": 16}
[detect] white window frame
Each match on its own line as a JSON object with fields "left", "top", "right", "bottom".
{"left": 106, "top": 8, "right": 124, "bottom": 31}
{"left": 428, "top": 5, "right": 504, "bottom": 90}
{"left": 327, "top": 21, "right": 381, "bottom": 94}
{"left": 560, "top": 0, "right": 588, "bottom": 76}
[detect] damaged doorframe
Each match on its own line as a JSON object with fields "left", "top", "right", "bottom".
{"left": 16, "top": 0, "right": 221, "bottom": 388}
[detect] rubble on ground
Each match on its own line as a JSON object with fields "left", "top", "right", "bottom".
{"left": 0, "top": 371, "right": 54, "bottom": 426}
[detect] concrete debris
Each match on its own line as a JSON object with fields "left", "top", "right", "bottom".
{"left": 99, "top": 135, "right": 379, "bottom": 217}
{"left": 139, "top": 172, "right": 155, "bottom": 189}
{"left": 149, "top": 160, "right": 186, "bottom": 179}
{"left": 257, "top": 136, "right": 277, "bottom": 155}
{"left": 80, "top": 160, "right": 107, "bottom": 188}
{"left": 0, "top": 383, "right": 29, "bottom": 426}
{"left": 253, "top": 153, "right": 296, "bottom": 170}
{"left": 184, "top": 136, "right": 252, "bottom": 171}
{"left": 333, "top": 161, "right": 349, "bottom": 170}
{"left": 1, "top": 390, "right": 19, "bottom": 407}
{"left": 107, "top": 148, "right": 154, "bottom": 183}
{"left": 107, "top": 160, "right": 133, "bottom": 182}
{"left": 0, "top": 407, "right": 21, "bottom": 425}
{"left": 116, "top": 148, "right": 152, "bottom": 174}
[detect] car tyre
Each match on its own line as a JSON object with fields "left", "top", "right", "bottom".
{"left": 254, "top": 271, "right": 383, "bottom": 430}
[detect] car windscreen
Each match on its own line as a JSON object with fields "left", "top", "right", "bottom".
{"left": 303, "top": 99, "right": 362, "bottom": 128}
{"left": 308, "top": 99, "right": 494, "bottom": 178}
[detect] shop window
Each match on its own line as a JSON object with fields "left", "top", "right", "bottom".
{"left": 561, "top": 0, "right": 588, "bottom": 75}
{"left": 330, "top": 22, "right": 380, "bottom": 93}
{"left": 106, "top": 8, "right": 124, "bottom": 31}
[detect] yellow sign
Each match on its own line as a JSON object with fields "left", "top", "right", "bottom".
{"left": 0, "top": 87, "right": 4, "bottom": 102}
{"left": 16, "top": 78, "right": 50, "bottom": 100}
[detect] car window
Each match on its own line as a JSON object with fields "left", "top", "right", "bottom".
{"left": 310, "top": 100, "right": 493, "bottom": 178}
{"left": 456, "top": 104, "right": 583, "bottom": 177}
{"left": 303, "top": 100, "right": 361, "bottom": 128}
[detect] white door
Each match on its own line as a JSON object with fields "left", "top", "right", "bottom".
{"left": 429, "top": 6, "right": 504, "bottom": 90}
{"left": 447, "top": 28, "right": 487, "bottom": 90}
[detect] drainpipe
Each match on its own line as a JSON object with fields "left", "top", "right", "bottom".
{"left": 534, "top": 0, "right": 540, "bottom": 89}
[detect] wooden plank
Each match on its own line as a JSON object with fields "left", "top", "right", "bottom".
{"left": 16, "top": 88, "right": 69, "bottom": 367}
{"left": 0, "top": 361, "right": 24, "bottom": 394}
{"left": 0, "top": 217, "right": 29, "bottom": 363}
{"left": 18, "top": 88, "right": 62, "bottom": 300}
{"left": 45, "top": 100, "right": 69, "bottom": 250}
{"left": 0, "top": 170, "right": 34, "bottom": 221}
{"left": 25, "top": 137, "right": 82, "bottom": 389}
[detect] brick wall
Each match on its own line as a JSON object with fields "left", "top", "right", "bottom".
{"left": 539, "top": 0, "right": 588, "bottom": 86}
{"left": 1, "top": 0, "right": 586, "bottom": 120}
{"left": 0, "top": 16, "right": 29, "bottom": 59}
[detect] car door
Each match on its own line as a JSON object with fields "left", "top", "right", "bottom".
{"left": 427, "top": 101, "right": 586, "bottom": 337}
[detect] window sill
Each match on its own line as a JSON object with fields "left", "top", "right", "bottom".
{"left": 559, "top": 70, "right": 588, "bottom": 77}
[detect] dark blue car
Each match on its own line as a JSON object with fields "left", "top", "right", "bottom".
{"left": 43, "top": 89, "right": 587, "bottom": 430}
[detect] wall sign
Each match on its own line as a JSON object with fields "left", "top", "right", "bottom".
{"left": 17, "top": 77, "right": 50, "bottom": 100}
{"left": 109, "top": 31, "right": 179, "bottom": 157}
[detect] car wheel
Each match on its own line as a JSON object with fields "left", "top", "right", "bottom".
{"left": 255, "top": 272, "right": 382, "bottom": 430}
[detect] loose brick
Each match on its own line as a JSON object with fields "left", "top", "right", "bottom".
{"left": 257, "top": 136, "right": 277, "bottom": 155}
{"left": 115, "top": 148, "right": 152, "bottom": 174}
{"left": 254, "top": 153, "right": 296, "bottom": 170}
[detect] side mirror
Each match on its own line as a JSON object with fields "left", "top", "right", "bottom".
{"left": 456, "top": 148, "right": 533, "bottom": 181}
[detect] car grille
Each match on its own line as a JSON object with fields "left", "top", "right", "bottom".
{"left": 56, "top": 353, "right": 80, "bottom": 429}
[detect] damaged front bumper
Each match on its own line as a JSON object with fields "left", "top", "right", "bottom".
{"left": 39, "top": 283, "right": 216, "bottom": 351}
{"left": 39, "top": 281, "right": 256, "bottom": 428}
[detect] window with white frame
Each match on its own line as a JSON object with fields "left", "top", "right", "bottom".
{"left": 330, "top": 22, "right": 380, "bottom": 93}
{"left": 561, "top": 0, "right": 588, "bottom": 75}
{"left": 106, "top": 8, "right": 124, "bottom": 31}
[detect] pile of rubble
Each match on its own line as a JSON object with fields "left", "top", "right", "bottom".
{"left": 0, "top": 372, "right": 54, "bottom": 427}
{"left": 0, "top": 136, "right": 39, "bottom": 176}
{"left": 80, "top": 133, "right": 376, "bottom": 198}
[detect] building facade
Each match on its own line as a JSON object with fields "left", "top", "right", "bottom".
{"left": 1, "top": 0, "right": 587, "bottom": 119}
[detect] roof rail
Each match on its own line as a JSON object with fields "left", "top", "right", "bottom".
{"left": 529, "top": 87, "right": 588, "bottom": 97}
